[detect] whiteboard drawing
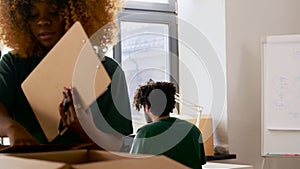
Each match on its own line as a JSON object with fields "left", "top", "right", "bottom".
{"left": 264, "top": 43, "right": 300, "bottom": 130}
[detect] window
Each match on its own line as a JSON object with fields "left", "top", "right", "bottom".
{"left": 124, "top": 0, "right": 176, "bottom": 12}
{"left": 113, "top": 1, "right": 178, "bottom": 130}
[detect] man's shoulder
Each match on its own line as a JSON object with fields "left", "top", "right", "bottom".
{"left": 173, "top": 118, "right": 201, "bottom": 135}
{"left": 135, "top": 122, "right": 162, "bottom": 137}
{"left": 137, "top": 122, "right": 158, "bottom": 131}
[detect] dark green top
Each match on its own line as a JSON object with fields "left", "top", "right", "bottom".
{"left": 130, "top": 117, "right": 206, "bottom": 169}
{"left": 0, "top": 53, "right": 133, "bottom": 144}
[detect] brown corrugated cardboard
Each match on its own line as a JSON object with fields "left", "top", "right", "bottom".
{"left": 2, "top": 149, "right": 190, "bottom": 169}
{"left": 0, "top": 155, "right": 68, "bottom": 169}
{"left": 8, "top": 149, "right": 122, "bottom": 164}
{"left": 72, "top": 155, "right": 190, "bottom": 169}
{"left": 198, "top": 115, "right": 214, "bottom": 156}
{"left": 188, "top": 115, "right": 214, "bottom": 156}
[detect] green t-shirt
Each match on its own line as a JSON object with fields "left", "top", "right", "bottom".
{"left": 130, "top": 117, "right": 206, "bottom": 169}
{"left": 0, "top": 53, "right": 133, "bottom": 144}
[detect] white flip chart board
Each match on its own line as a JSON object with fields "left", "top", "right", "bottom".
{"left": 262, "top": 35, "right": 300, "bottom": 155}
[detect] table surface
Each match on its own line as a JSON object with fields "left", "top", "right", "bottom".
{"left": 203, "top": 162, "right": 253, "bottom": 169}
{"left": 206, "top": 154, "right": 237, "bottom": 161}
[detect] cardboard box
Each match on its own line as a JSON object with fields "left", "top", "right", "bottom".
{"left": 72, "top": 155, "right": 189, "bottom": 169}
{"left": 0, "top": 149, "right": 190, "bottom": 169}
{"left": 188, "top": 115, "right": 214, "bottom": 156}
{"left": 0, "top": 155, "right": 67, "bottom": 169}
{"left": 198, "top": 115, "right": 214, "bottom": 156}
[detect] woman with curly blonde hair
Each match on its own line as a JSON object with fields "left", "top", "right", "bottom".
{"left": 0, "top": 0, "right": 121, "bottom": 57}
{"left": 0, "top": 0, "right": 133, "bottom": 150}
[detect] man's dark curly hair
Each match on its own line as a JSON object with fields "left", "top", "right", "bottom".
{"left": 0, "top": 0, "right": 123, "bottom": 58}
{"left": 133, "top": 79, "right": 176, "bottom": 117}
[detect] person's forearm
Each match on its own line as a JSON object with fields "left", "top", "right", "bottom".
{"left": 79, "top": 117, "right": 123, "bottom": 151}
{"left": 0, "top": 102, "right": 15, "bottom": 136}
{"left": 0, "top": 102, "right": 39, "bottom": 146}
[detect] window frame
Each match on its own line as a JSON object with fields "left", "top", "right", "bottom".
{"left": 124, "top": 0, "right": 177, "bottom": 13}
{"left": 114, "top": 10, "right": 179, "bottom": 87}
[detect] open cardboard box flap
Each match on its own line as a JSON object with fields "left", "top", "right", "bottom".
{"left": 0, "top": 149, "right": 190, "bottom": 169}
{"left": 72, "top": 155, "right": 188, "bottom": 169}
{"left": 0, "top": 155, "right": 67, "bottom": 169}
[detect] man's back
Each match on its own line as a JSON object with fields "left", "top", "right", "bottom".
{"left": 130, "top": 117, "right": 206, "bottom": 169}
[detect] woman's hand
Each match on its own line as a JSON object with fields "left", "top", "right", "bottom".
{"left": 6, "top": 123, "right": 39, "bottom": 146}
{"left": 59, "top": 87, "right": 123, "bottom": 151}
{"left": 0, "top": 103, "right": 39, "bottom": 146}
{"left": 59, "top": 87, "right": 85, "bottom": 135}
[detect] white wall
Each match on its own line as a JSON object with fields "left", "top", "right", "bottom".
{"left": 226, "top": 0, "right": 300, "bottom": 168}
{"left": 179, "top": 0, "right": 300, "bottom": 168}
{"left": 177, "top": 0, "right": 228, "bottom": 149}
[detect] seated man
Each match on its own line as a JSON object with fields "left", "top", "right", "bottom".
{"left": 130, "top": 79, "right": 206, "bottom": 169}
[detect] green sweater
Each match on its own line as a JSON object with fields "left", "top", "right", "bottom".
{"left": 0, "top": 53, "right": 133, "bottom": 144}
{"left": 130, "top": 117, "right": 206, "bottom": 169}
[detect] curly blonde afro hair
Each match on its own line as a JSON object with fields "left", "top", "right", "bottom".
{"left": 0, "top": 0, "right": 123, "bottom": 58}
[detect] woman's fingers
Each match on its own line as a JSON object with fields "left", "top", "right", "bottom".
{"left": 59, "top": 98, "right": 67, "bottom": 126}
{"left": 61, "top": 87, "right": 80, "bottom": 127}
